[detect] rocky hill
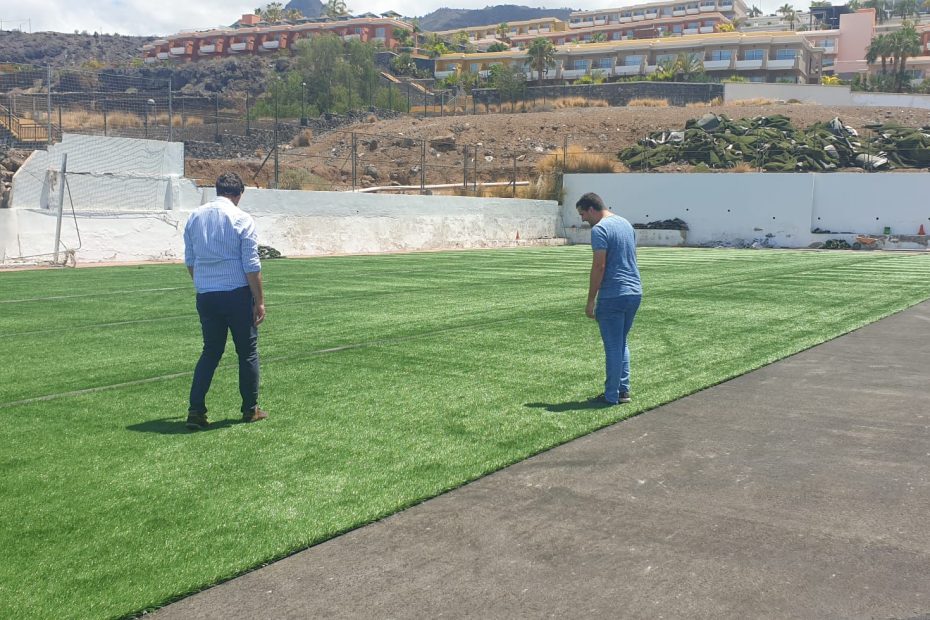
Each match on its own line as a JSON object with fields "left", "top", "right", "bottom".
{"left": 284, "top": 0, "right": 325, "bottom": 19}
{"left": 0, "top": 30, "right": 153, "bottom": 67}
{"left": 417, "top": 5, "right": 574, "bottom": 31}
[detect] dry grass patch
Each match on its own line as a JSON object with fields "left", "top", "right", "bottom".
{"left": 685, "top": 96, "right": 723, "bottom": 108}
{"left": 553, "top": 96, "right": 609, "bottom": 108}
{"left": 729, "top": 162, "right": 755, "bottom": 173}
{"left": 538, "top": 144, "right": 627, "bottom": 175}
{"left": 729, "top": 98, "right": 775, "bottom": 106}
{"left": 627, "top": 98, "right": 669, "bottom": 107}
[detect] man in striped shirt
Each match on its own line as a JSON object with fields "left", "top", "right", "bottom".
{"left": 183, "top": 172, "right": 267, "bottom": 430}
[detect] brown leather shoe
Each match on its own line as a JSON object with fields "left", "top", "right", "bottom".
{"left": 242, "top": 407, "right": 268, "bottom": 423}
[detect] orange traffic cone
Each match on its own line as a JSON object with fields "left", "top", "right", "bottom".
{"left": 919, "top": 224, "right": 926, "bottom": 236}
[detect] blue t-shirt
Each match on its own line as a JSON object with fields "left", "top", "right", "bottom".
{"left": 591, "top": 215, "right": 642, "bottom": 298}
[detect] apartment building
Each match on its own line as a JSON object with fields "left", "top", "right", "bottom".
{"left": 433, "top": 18, "right": 566, "bottom": 51}
{"left": 435, "top": 31, "right": 821, "bottom": 84}
{"left": 568, "top": 0, "right": 747, "bottom": 29}
{"left": 141, "top": 14, "right": 413, "bottom": 63}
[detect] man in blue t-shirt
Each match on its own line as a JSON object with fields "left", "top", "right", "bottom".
{"left": 576, "top": 192, "right": 643, "bottom": 405}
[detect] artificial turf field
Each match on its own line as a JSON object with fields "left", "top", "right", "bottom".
{"left": 2, "top": 246, "right": 929, "bottom": 619}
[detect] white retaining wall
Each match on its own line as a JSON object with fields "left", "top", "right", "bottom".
{"left": 723, "top": 82, "right": 930, "bottom": 109}
{"left": 563, "top": 173, "right": 930, "bottom": 248}
{"left": 0, "top": 190, "right": 562, "bottom": 263}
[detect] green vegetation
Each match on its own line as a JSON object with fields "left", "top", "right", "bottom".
{"left": 2, "top": 247, "right": 929, "bottom": 618}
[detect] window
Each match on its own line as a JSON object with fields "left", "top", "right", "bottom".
{"left": 688, "top": 22, "right": 700, "bottom": 29}
{"left": 710, "top": 49, "right": 732, "bottom": 61}
{"left": 749, "top": 75, "right": 765, "bottom": 82}
{"left": 775, "top": 48, "right": 797, "bottom": 59}
{"left": 624, "top": 55, "right": 643, "bottom": 66}
{"left": 662, "top": 7, "right": 673, "bottom": 15}
{"left": 570, "top": 59, "right": 590, "bottom": 70}
{"left": 595, "top": 57, "right": 613, "bottom": 68}
{"left": 673, "top": 25, "right": 683, "bottom": 33}
{"left": 583, "top": 34, "right": 592, "bottom": 41}
{"left": 612, "top": 31, "right": 622, "bottom": 40}
{"left": 656, "top": 53, "right": 677, "bottom": 63}
{"left": 375, "top": 27, "right": 386, "bottom": 38}
{"left": 744, "top": 49, "right": 764, "bottom": 60}
{"left": 822, "top": 57, "right": 835, "bottom": 66}
{"left": 470, "top": 63, "right": 480, "bottom": 72}
{"left": 354, "top": 27, "right": 362, "bottom": 34}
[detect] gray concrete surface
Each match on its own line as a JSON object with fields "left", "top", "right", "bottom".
{"left": 153, "top": 301, "right": 930, "bottom": 620}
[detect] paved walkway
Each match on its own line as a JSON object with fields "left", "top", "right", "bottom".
{"left": 154, "top": 301, "right": 930, "bottom": 620}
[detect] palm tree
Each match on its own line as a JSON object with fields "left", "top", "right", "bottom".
{"left": 590, "top": 32, "right": 607, "bottom": 43}
{"left": 846, "top": 0, "right": 862, "bottom": 9}
{"left": 890, "top": 22, "right": 921, "bottom": 91}
{"left": 323, "top": 0, "right": 349, "bottom": 19}
{"left": 284, "top": 9, "right": 303, "bottom": 22}
{"left": 525, "top": 37, "right": 556, "bottom": 86}
{"left": 749, "top": 4, "right": 763, "bottom": 16}
{"left": 894, "top": 0, "right": 920, "bottom": 19}
{"left": 866, "top": 32, "right": 893, "bottom": 74}
{"left": 777, "top": 3, "right": 798, "bottom": 30}
{"left": 259, "top": 2, "right": 285, "bottom": 23}
{"left": 863, "top": 0, "right": 887, "bottom": 24}
{"left": 496, "top": 23, "right": 510, "bottom": 42}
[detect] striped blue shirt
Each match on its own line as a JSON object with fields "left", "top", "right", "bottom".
{"left": 184, "top": 197, "right": 261, "bottom": 294}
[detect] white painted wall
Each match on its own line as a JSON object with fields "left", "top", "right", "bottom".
{"left": 724, "top": 82, "right": 930, "bottom": 109}
{"left": 563, "top": 172, "right": 930, "bottom": 247}
{"left": 10, "top": 134, "right": 190, "bottom": 211}
{"left": 0, "top": 190, "right": 562, "bottom": 264}
{"left": 724, "top": 83, "right": 854, "bottom": 106}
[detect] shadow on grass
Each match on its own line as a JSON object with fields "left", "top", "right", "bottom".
{"left": 524, "top": 399, "right": 619, "bottom": 413}
{"left": 126, "top": 417, "right": 244, "bottom": 434}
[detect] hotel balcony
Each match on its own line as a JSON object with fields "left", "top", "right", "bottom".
{"left": 925, "top": 41, "right": 930, "bottom": 51}
{"left": 229, "top": 42, "right": 248, "bottom": 52}
{"left": 767, "top": 57, "right": 799, "bottom": 69}
{"left": 632, "top": 14, "right": 646, "bottom": 21}
{"left": 735, "top": 59, "right": 764, "bottom": 69}
{"left": 673, "top": 9, "right": 686, "bottom": 16}
{"left": 699, "top": 26, "right": 714, "bottom": 33}
{"left": 156, "top": 52, "right": 169, "bottom": 60}
{"left": 561, "top": 68, "right": 589, "bottom": 79}
{"left": 434, "top": 70, "right": 455, "bottom": 79}
{"left": 686, "top": 7, "right": 700, "bottom": 14}
{"left": 620, "top": 15, "right": 633, "bottom": 22}
{"left": 341, "top": 34, "right": 360, "bottom": 41}
{"left": 594, "top": 17, "right": 607, "bottom": 25}
{"left": 170, "top": 46, "right": 187, "bottom": 55}
{"left": 644, "top": 64, "right": 658, "bottom": 74}
{"left": 700, "top": 4, "right": 716, "bottom": 11}
{"left": 614, "top": 64, "right": 642, "bottom": 75}
{"left": 683, "top": 28, "right": 699, "bottom": 34}
{"left": 262, "top": 40, "right": 280, "bottom": 49}
{"left": 144, "top": 56, "right": 157, "bottom": 64}
{"left": 703, "top": 59, "right": 732, "bottom": 69}
{"left": 719, "top": 2, "right": 733, "bottom": 9}
{"left": 199, "top": 44, "right": 216, "bottom": 54}
{"left": 645, "top": 11, "right": 659, "bottom": 19}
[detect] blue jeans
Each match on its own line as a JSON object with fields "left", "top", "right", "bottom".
{"left": 595, "top": 294, "right": 641, "bottom": 404}
{"left": 189, "top": 286, "right": 259, "bottom": 415}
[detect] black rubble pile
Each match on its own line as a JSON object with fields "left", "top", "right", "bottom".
{"left": 633, "top": 218, "right": 689, "bottom": 230}
{"left": 618, "top": 113, "right": 930, "bottom": 172}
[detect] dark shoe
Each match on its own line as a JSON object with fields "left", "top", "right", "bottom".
{"left": 619, "top": 392, "right": 632, "bottom": 404}
{"left": 185, "top": 412, "right": 209, "bottom": 430}
{"left": 242, "top": 407, "right": 268, "bottom": 423}
{"left": 588, "top": 393, "right": 619, "bottom": 406}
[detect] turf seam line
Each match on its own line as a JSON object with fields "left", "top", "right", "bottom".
{"left": 0, "top": 287, "right": 188, "bottom": 304}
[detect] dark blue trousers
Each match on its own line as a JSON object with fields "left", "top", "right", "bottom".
{"left": 189, "top": 286, "right": 259, "bottom": 415}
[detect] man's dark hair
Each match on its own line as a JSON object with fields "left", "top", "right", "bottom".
{"left": 576, "top": 192, "right": 607, "bottom": 212}
{"left": 216, "top": 172, "right": 245, "bottom": 198}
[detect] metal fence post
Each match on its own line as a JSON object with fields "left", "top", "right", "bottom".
{"left": 351, "top": 132, "right": 357, "bottom": 191}
{"left": 214, "top": 93, "right": 220, "bottom": 143}
{"left": 512, "top": 155, "right": 517, "bottom": 197}
{"left": 46, "top": 64, "right": 52, "bottom": 144}
{"left": 463, "top": 144, "right": 468, "bottom": 190}
{"left": 168, "top": 79, "right": 174, "bottom": 142}
{"left": 103, "top": 99, "right": 108, "bottom": 136}
{"left": 420, "top": 139, "right": 426, "bottom": 194}
{"left": 245, "top": 92, "right": 251, "bottom": 137}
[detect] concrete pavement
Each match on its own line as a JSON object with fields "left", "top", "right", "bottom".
{"left": 153, "top": 301, "right": 930, "bottom": 619}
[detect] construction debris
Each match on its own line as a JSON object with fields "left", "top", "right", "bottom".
{"left": 633, "top": 218, "right": 689, "bottom": 230}
{"left": 618, "top": 114, "right": 930, "bottom": 172}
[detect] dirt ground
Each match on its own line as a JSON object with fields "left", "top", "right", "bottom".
{"left": 186, "top": 102, "right": 930, "bottom": 191}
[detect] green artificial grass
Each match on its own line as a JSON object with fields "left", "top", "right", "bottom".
{"left": 1, "top": 247, "right": 928, "bottom": 618}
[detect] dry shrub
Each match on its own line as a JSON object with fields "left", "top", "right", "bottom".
{"left": 365, "top": 113, "right": 378, "bottom": 123}
{"left": 627, "top": 98, "right": 669, "bottom": 107}
{"left": 729, "top": 98, "right": 774, "bottom": 106}
{"left": 279, "top": 168, "right": 319, "bottom": 190}
{"left": 553, "top": 96, "right": 609, "bottom": 108}
{"left": 730, "top": 162, "right": 755, "bottom": 173}
{"left": 291, "top": 128, "right": 314, "bottom": 147}
{"left": 538, "top": 144, "right": 626, "bottom": 175}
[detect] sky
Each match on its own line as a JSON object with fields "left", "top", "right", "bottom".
{"left": 1, "top": 0, "right": 797, "bottom": 37}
